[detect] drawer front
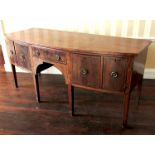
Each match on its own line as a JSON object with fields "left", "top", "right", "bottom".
{"left": 32, "top": 47, "right": 67, "bottom": 64}
{"left": 6, "top": 39, "right": 16, "bottom": 64}
{"left": 72, "top": 54, "right": 101, "bottom": 88}
{"left": 103, "top": 56, "right": 128, "bottom": 91}
{"left": 14, "top": 42, "right": 31, "bottom": 70}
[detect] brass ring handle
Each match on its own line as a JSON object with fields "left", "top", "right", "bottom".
{"left": 111, "top": 71, "right": 118, "bottom": 78}
{"left": 55, "top": 54, "right": 60, "bottom": 61}
{"left": 80, "top": 68, "right": 88, "bottom": 76}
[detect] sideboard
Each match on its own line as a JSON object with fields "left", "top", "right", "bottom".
{"left": 5, "top": 28, "right": 151, "bottom": 127}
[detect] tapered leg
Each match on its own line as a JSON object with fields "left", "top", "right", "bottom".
{"left": 68, "top": 84, "right": 74, "bottom": 116}
{"left": 11, "top": 64, "right": 18, "bottom": 88}
{"left": 123, "top": 93, "right": 130, "bottom": 128}
{"left": 137, "top": 76, "right": 143, "bottom": 105}
{"left": 32, "top": 73, "right": 40, "bottom": 103}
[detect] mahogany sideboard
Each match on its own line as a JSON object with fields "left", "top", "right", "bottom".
{"left": 5, "top": 28, "right": 151, "bottom": 127}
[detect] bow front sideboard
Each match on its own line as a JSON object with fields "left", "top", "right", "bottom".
{"left": 5, "top": 28, "right": 151, "bottom": 127}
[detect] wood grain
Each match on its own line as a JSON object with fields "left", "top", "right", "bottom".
{"left": 5, "top": 28, "right": 152, "bottom": 127}
{"left": 0, "top": 72, "right": 155, "bottom": 135}
{"left": 5, "top": 28, "right": 151, "bottom": 55}
{"left": 72, "top": 53, "right": 101, "bottom": 88}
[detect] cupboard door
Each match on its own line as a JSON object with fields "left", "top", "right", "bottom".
{"left": 72, "top": 54, "right": 101, "bottom": 88}
{"left": 103, "top": 56, "right": 128, "bottom": 91}
{"left": 14, "top": 42, "right": 31, "bottom": 70}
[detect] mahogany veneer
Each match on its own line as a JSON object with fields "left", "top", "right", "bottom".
{"left": 5, "top": 28, "right": 151, "bottom": 127}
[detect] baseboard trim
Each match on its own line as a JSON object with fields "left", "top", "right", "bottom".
{"left": 144, "top": 69, "right": 155, "bottom": 79}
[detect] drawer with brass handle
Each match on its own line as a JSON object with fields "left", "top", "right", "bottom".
{"left": 32, "top": 46, "right": 67, "bottom": 64}
{"left": 45, "top": 49, "right": 67, "bottom": 64}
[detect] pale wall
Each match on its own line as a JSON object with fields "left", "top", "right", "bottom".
{"left": 1, "top": 19, "right": 155, "bottom": 76}
{"left": 146, "top": 42, "right": 155, "bottom": 68}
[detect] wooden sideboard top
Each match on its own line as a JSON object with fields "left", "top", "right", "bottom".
{"left": 5, "top": 28, "right": 151, "bottom": 55}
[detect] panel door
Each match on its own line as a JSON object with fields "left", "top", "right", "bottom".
{"left": 103, "top": 56, "right": 128, "bottom": 91}
{"left": 72, "top": 54, "right": 101, "bottom": 88}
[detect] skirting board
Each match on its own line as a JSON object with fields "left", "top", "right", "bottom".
{"left": 144, "top": 69, "right": 155, "bottom": 79}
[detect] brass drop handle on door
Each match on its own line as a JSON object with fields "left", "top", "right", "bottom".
{"left": 80, "top": 68, "right": 88, "bottom": 76}
{"left": 111, "top": 71, "right": 118, "bottom": 78}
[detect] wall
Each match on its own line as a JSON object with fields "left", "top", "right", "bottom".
{"left": 146, "top": 43, "right": 155, "bottom": 68}
{"left": 1, "top": 19, "right": 155, "bottom": 78}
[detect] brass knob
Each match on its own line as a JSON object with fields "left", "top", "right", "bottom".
{"left": 111, "top": 71, "right": 118, "bottom": 78}
{"left": 115, "top": 58, "right": 121, "bottom": 62}
{"left": 36, "top": 50, "right": 40, "bottom": 57}
{"left": 80, "top": 68, "right": 88, "bottom": 76}
{"left": 55, "top": 54, "right": 60, "bottom": 61}
{"left": 10, "top": 50, "right": 14, "bottom": 55}
{"left": 20, "top": 54, "right": 25, "bottom": 60}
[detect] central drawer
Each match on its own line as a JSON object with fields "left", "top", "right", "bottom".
{"left": 72, "top": 54, "right": 101, "bottom": 88}
{"left": 32, "top": 46, "right": 67, "bottom": 64}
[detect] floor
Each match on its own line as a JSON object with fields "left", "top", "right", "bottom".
{"left": 0, "top": 72, "right": 155, "bottom": 135}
